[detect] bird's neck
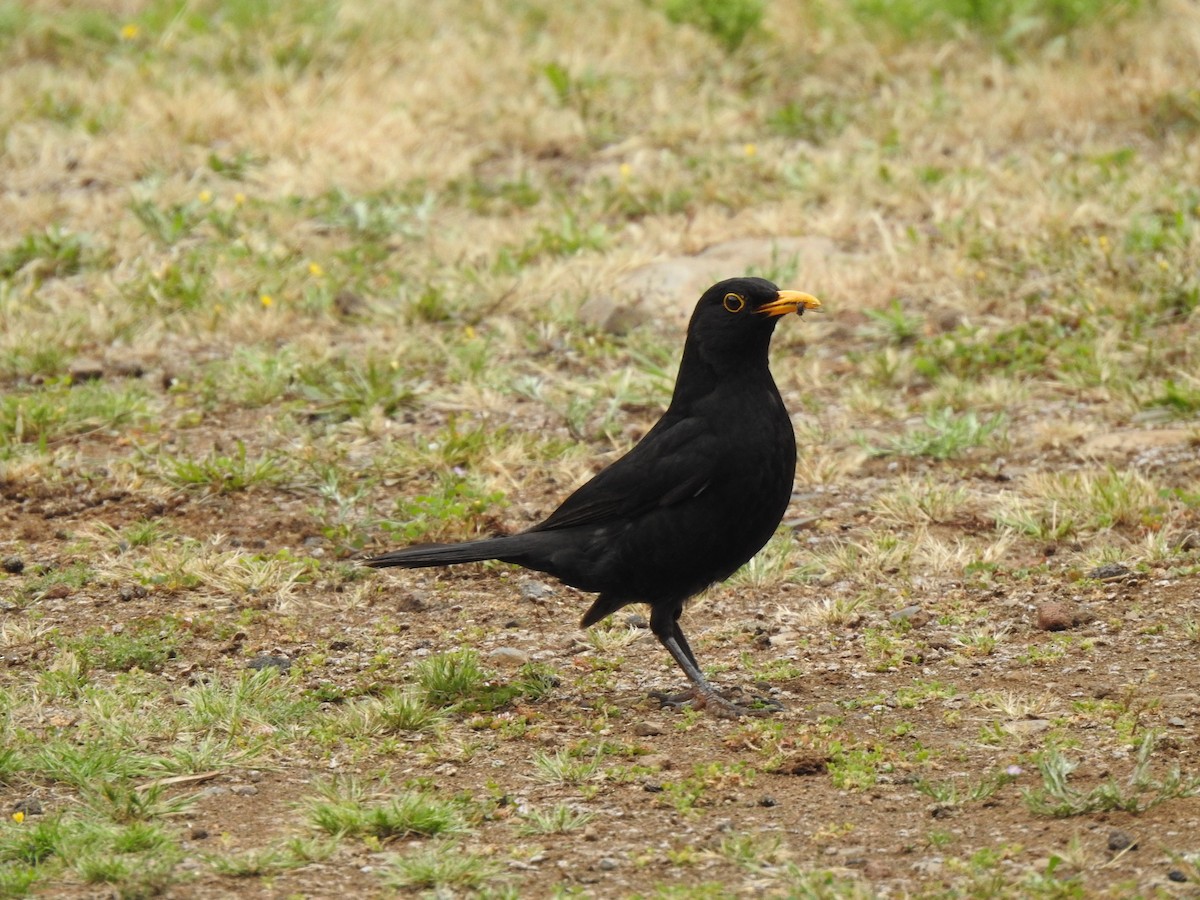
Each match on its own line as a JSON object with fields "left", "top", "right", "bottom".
{"left": 669, "top": 332, "right": 777, "bottom": 407}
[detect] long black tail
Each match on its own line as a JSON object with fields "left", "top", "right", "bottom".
{"left": 363, "top": 533, "right": 538, "bottom": 570}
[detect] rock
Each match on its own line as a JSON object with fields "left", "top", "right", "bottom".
{"left": 579, "top": 236, "right": 843, "bottom": 333}
{"left": 246, "top": 655, "right": 292, "bottom": 672}
{"left": 889, "top": 605, "right": 931, "bottom": 627}
{"left": 1036, "top": 602, "right": 1074, "bottom": 631}
{"left": 42, "top": 583, "right": 71, "bottom": 600}
{"left": 1002, "top": 719, "right": 1052, "bottom": 737}
{"left": 1168, "top": 869, "right": 1189, "bottom": 883}
{"left": 231, "top": 784, "right": 259, "bottom": 796}
{"left": 520, "top": 580, "right": 553, "bottom": 601}
{"left": 487, "top": 647, "right": 530, "bottom": 669}
{"left": 1107, "top": 829, "right": 1137, "bottom": 852}
{"left": 1087, "top": 563, "right": 1131, "bottom": 581}
{"left": 633, "top": 721, "right": 664, "bottom": 737}
{"left": 625, "top": 613, "right": 649, "bottom": 629}
{"left": 2, "top": 556, "right": 24, "bottom": 575}
{"left": 12, "top": 798, "right": 43, "bottom": 816}
{"left": 597, "top": 857, "right": 619, "bottom": 871}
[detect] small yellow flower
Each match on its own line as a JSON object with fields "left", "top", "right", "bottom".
{"left": 120, "top": 23, "right": 139, "bottom": 40}
{"left": 198, "top": 189, "right": 212, "bottom": 204}
{"left": 260, "top": 294, "right": 273, "bottom": 308}
{"left": 618, "top": 163, "right": 632, "bottom": 180}
{"left": 464, "top": 325, "right": 476, "bottom": 340}
{"left": 12, "top": 811, "right": 24, "bottom": 824}
{"left": 1158, "top": 258, "right": 1170, "bottom": 271}
{"left": 1097, "top": 235, "right": 1110, "bottom": 249}
{"left": 743, "top": 143, "right": 757, "bottom": 157}
{"left": 308, "top": 262, "right": 324, "bottom": 278}
{"left": 234, "top": 192, "right": 246, "bottom": 205}
{"left": 214, "top": 303, "right": 224, "bottom": 314}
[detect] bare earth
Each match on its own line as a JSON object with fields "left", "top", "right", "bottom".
{"left": 2, "top": 1, "right": 1200, "bottom": 897}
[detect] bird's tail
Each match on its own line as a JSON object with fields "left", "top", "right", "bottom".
{"left": 363, "top": 534, "right": 534, "bottom": 570}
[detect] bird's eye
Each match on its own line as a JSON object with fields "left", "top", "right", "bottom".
{"left": 723, "top": 293, "right": 745, "bottom": 313}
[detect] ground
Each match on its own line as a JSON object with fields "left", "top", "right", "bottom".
{"left": 2, "top": 0, "right": 1200, "bottom": 897}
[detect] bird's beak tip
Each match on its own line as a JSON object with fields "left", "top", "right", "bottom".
{"left": 760, "top": 290, "right": 822, "bottom": 317}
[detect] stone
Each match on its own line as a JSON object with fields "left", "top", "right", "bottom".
{"left": 487, "top": 647, "right": 530, "bottom": 668}
{"left": 1036, "top": 602, "right": 1074, "bottom": 631}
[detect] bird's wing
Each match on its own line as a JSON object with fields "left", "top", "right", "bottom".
{"left": 531, "top": 414, "right": 717, "bottom": 532}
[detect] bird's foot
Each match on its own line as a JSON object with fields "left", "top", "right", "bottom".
{"left": 649, "top": 686, "right": 783, "bottom": 719}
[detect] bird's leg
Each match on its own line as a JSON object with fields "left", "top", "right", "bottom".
{"left": 647, "top": 606, "right": 781, "bottom": 719}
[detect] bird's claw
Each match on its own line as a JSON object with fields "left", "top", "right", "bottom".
{"left": 649, "top": 686, "right": 783, "bottom": 719}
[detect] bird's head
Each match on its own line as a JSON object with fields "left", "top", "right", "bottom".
{"left": 684, "top": 277, "right": 821, "bottom": 366}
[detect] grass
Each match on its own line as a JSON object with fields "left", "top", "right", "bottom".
{"left": 2, "top": 0, "right": 1199, "bottom": 896}
{"left": 1023, "top": 734, "right": 1200, "bottom": 817}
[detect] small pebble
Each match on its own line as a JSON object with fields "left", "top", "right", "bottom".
{"left": 1088, "top": 563, "right": 1131, "bottom": 581}
{"left": 1107, "top": 829, "right": 1136, "bottom": 852}
{"left": 487, "top": 647, "right": 530, "bottom": 669}
{"left": 12, "top": 798, "right": 42, "bottom": 816}
{"left": 1168, "top": 869, "right": 1189, "bottom": 883}
{"left": 231, "top": 785, "right": 259, "bottom": 796}
{"left": 1036, "top": 602, "right": 1074, "bottom": 632}
{"left": 597, "top": 857, "right": 619, "bottom": 871}
{"left": 1, "top": 556, "right": 24, "bottom": 575}
{"left": 889, "top": 605, "right": 930, "bottom": 627}
{"left": 520, "top": 580, "right": 553, "bottom": 601}
{"left": 246, "top": 655, "right": 291, "bottom": 672}
{"left": 758, "top": 796, "right": 777, "bottom": 807}
{"left": 633, "top": 721, "right": 664, "bottom": 737}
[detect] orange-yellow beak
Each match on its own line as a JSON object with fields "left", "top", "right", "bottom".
{"left": 758, "top": 290, "right": 822, "bottom": 317}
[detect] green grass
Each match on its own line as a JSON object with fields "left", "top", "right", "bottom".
{"left": 2, "top": 0, "right": 1199, "bottom": 895}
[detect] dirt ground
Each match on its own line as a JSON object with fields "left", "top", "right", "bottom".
{"left": 3, "top": 1, "right": 1200, "bottom": 897}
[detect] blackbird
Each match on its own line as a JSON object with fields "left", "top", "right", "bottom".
{"left": 366, "top": 277, "right": 821, "bottom": 717}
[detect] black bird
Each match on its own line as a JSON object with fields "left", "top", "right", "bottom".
{"left": 366, "top": 277, "right": 821, "bottom": 717}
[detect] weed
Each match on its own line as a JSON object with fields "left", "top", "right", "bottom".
{"left": 661, "top": 0, "right": 763, "bottom": 52}
{"left": 384, "top": 843, "right": 501, "bottom": 891}
{"left": 152, "top": 440, "right": 288, "bottom": 492}
{"left": 1024, "top": 734, "right": 1200, "bottom": 816}
{"left": 869, "top": 409, "right": 1006, "bottom": 460}
{"left": 519, "top": 803, "right": 594, "bottom": 835}
{"left": 531, "top": 749, "right": 604, "bottom": 786}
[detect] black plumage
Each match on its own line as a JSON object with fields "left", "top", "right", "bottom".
{"left": 366, "top": 277, "right": 821, "bottom": 717}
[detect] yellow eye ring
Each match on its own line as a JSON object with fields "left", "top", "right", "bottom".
{"left": 723, "top": 292, "right": 745, "bottom": 313}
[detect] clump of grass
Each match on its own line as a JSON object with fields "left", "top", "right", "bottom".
{"left": 661, "top": 0, "right": 763, "bottom": 52}
{"left": 914, "top": 771, "right": 1015, "bottom": 807}
{"left": 0, "top": 226, "right": 98, "bottom": 281}
{"left": 848, "top": 0, "right": 1141, "bottom": 48}
{"left": 383, "top": 843, "right": 501, "bottom": 892}
{"left": 1, "top": 383, "right": 151, "bottom": 454}
{"left": 518, "top": 803, "right": 594, "bottom": 835}
{"left": 306, "top": 778, "right": 465, "bottom": 840}
{"left": 1024, "top": 733, "right": 1200, "bottom": 817}
{"left": 152, "top": 440, "right": 288, "bottom": 492}
{"left": 868, "top": 409, "right": 1006, "bottom": 460}
{"left": 415, "top": 649, "right": 490, "bottom": 706}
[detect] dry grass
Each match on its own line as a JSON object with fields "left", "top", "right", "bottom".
{"left": 2, "top": 0, "right": 1200, "bottom": 896}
